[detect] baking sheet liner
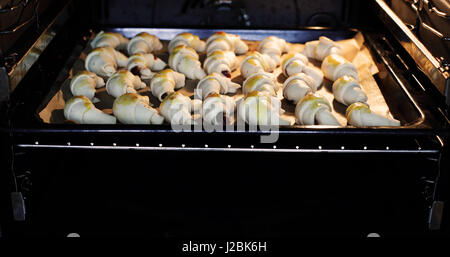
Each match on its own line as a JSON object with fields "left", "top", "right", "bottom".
{"left": 39, "top": 32, "right": 393, "bottom": 126}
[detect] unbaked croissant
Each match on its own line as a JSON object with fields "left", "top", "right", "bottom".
{"left": 283, "top": 73, "right": 318, "bottom": 104}
{"left": 70, "top": 71, "right": 105, "bottom": 101}
{"left": 85, "top": 47, "right": 128, "bottom": 78}
{"left": 240, "top": 51, "right": 277, "bottom": 79}
{"left": 258, "top": 36, "right": 289, "bottom": 66}
{"left": 205, "top": 31, "right": 249, "bottom": 55}
{"left": 106, "top": 70, "right": 147, "bottom": 98}
{"left": 64, "top": 96, "right": 116, "bottom": 124}
{"left": 159, "top": 92, "right": 199, "bottom": 125}
{"left": 90, "top": 31, "right": 129, "bottom": 51}
{"left": 238, "top": 91, "right": 291, "bottom": 126}
{"left": 332, "top": 75, "right": 367, "bottom": 106}
{"left": 127, "top": 53, "right": 166, "bottom": 79}
{"left": 169, "top": 45, "right": 206, "bottom": 80}
{"left": 168, "top": 32, "right": 206, "bottom": 53}
{"left": 303, "top": 36, "right": 342, "bottom": 61}
{"left": 150, "top": 69, "right": 186, "bottom": 101}
{"left": 203, "top": 50, "right": 238, "bottom": 78}
{"left": 195, "top": 73, "right": 240, "bottom": 100}
{"left": 295, "top": 93, "right": 341, "bottom": 126}
{"left": 346, "top": 102, "right": 400, "bottom": 127}
{"left": 202, "top": 93, "right": 236, "bottom": 126}
{"left": 281, "top": 53, "right": 309, "bottom": 77}
{"left": 242, "top": 72, "right": 279, "bottom": 96}
{"left": 113, "top": 93, "right": 164, "bottom": 125}
{"left": 127, "top": 32, "right": 163, "bottom": 55}
{"left": 321, "top": 54, "right": 359, "bottom": 82}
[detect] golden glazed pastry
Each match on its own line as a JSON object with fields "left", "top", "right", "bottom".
{"left": 238, "top": 91, "right": 291, "bottom": 126}
{"left": 195, "top": 73, "right": 240, "bottom": 100}
{"left": 295, "top": 93, "right": 341, "bottom": 126}
{"left": 85, "top": 47, "right": 128, "bottom": 78}
{"left": 70, "top": 71, "right": 105, "bottom": 101}
{"left": 283, "top": 73, "right": 319, "bottom": 104}
{"left": 159, "top": 92, "right": 201, "bottom": 125}
{"left": 321, "top": 54, "right": 359, "bottom": 82}
{"left": 332, "top": 75, "right": 368, "bottom": 106}
{"left": 113, "top": 93, "right": 164, "bottom": 125}
{"left": 168, "top": 32, "right": 206, "bottom": 53}
{"left": 303, "top": 36, "right": 342, "bottom": 61}
{"left": 105, "top": 70, "right": 147, "bottom": 98}
{"left": 346, "top": 102, "right": 400, "bottom": 127}
{"left": 281, "top": 53, "right": 309, "bottom": 77}
{"left": 90, "top": 31, "right": 129, "bottom": 51}
{"left": 127, "top": 32, "right": 163, "bottom": 55}
{"left": 205, "top": 31, "right": 249, "bottom": 55}
{"left": 64, "top": 96, "right": 116, "bottom": 124}
{"left": 126, "top": 53, "right": 166, "bottom": 79}
{"left": 242, "top": 72, "right": 279, "bottom": 96}
{"left": 169, "top": 45, "right": 206, "bottom": 80}
{"left": 240, "top": 51, "right": 277, "bottom": 79}
{"left": 150, "top": 69, "right": 186, "bottom": 101}
{"left": 202, "top": 93, "right": 236, "bottom": 126}
{"left": 257, "top": 36, "right": 289, "bottom": 66}
{"left": 203, "top": 50, "right": 238, "bottom": 78}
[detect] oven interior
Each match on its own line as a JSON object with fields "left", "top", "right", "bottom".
{"left": 0, "top": 0, "right": 449, "bottom": 237}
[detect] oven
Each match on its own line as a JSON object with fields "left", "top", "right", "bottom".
{"left": 0, "top": 0, "right": 449, "bottom": 238}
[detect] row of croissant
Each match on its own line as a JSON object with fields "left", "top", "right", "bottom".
{"left": 64, "top": 31, "right": 400, "bottom": 127}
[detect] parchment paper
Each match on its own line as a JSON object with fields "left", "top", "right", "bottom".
{"left": 39, "top": 32, "right": 392, "bottom": 126}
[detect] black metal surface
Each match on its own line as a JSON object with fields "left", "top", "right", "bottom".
{"left": 376, "top": 0, "right": 450, "bottom": 107}
{"left": 95, "top": 0, "right": 350, "bottom": 28}
{"left": 7, "top": 146, "right": 442, "bottom": 237}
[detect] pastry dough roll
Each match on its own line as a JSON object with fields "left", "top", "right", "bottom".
{"left": 303, "top": 36, "right": 342, "bottom": 61}
{"left": 321, "top": 54, "right": 359, "bottom": 81}
{"left": 240, "top": 51, "right": 277, "bottom": 79}
{"left": 332, "top": 75, "right": 368, "bottom": 106}
{"left": 127, "top": 53, "right": 166, "bottom": 80}
{"left": 196, "top": 73, "right": 240, "bottom": 100}
{"left": 64, "top": 96, "right": 116, "bottom": 124}
{"left": 295, "top": 93, "right": 340, "bottom": 126}
{"left": 113, "top": 93, "right": 164, "bottom": 125}
{"left": 169, "top": 45, "right": 206, "bottom": 80}
{"left": 106, "top": 70, "right": 147, "bottom": 98}
{"left": 168, "top": 32, "right": 206, "bottom": 53}
{"left": 150, "top": 69, "right": 186, "bottom": 101}
{"left": 85, "top": 47, "right": 128, "bottom": 78}
{"left": 281, "top": 53, "right": 309, "bottom": 77}
{"left": 90, "top": 31, "right": 129, "bottom": 51}
{"left": 302, "top": 66, "right": 324, "bottom": 90}
{"left": 283, "top": 73, "right": 317, "bottom": 104}
{"left": 202, "top": 93, "right": 236, "bottom": 126}
{"left": 346, "top": 102, "right": 400, "bottom": 127}
{"left": 203, "top": 50, "right": 238, "bottom": 77}
{"left": 258, "top": 36, "right": 289, "bottom": 66}
{"left": 238, "top": 91, "right": 291, "bottom": 126}
{"left": 159, "top": 92, "right": 196, "bottom": 125}
{"left": 243, "top": 72, "right": 278, "bottom": 96}
{"left": 127, "top": 32, "right": 163, "bottom": 55}
{"left": 206, "top": 31, "right": 248, "bottom": 55}
{"left": 70, "top": 71, "right": 105, "bottom": 101}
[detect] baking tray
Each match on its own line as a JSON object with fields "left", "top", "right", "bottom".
{"left": 36, "top": 28, "right": 426, "bottom": 130}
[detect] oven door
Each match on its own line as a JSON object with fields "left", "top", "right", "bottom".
{"left": 5, "top": 131, "right": 444, "bottom": 237}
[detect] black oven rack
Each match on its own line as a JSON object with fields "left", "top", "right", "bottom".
{"left": 16, "top": 140, "right": 441, "bottom": 154}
